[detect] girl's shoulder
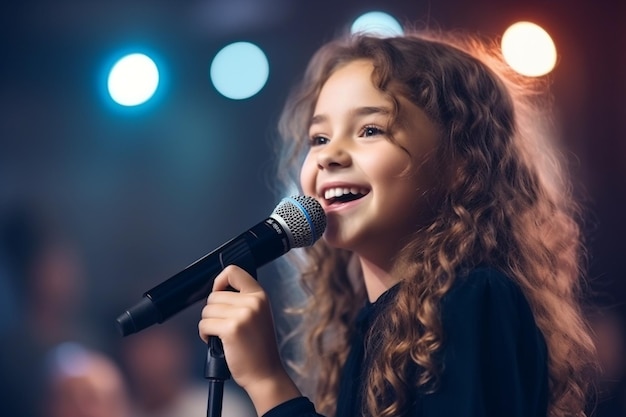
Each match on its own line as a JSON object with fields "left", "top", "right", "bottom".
{"left": 421, "top": 270, "right": 549, "bottom": 415}
{"left": 441, "top": 266, "right": 538, "bottom": 329}
{"left": 445, "top": 266, "right": 525, "bottom": 303}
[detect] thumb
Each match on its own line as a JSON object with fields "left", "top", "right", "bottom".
{"left": 212, "top": 265, "right": 262, "bottom": 293}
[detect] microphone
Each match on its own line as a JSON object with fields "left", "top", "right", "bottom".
{"left": 116, "top": 195, "right": 326, "bottom": 337}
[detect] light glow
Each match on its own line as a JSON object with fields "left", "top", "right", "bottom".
{"left": 210, "top": 42, "right": 269, "bottom": 100}
{"left": 107, "top": 53, "right": 160, "bottom": 106}
{"left": 501, "top": 21, "right": 557, "bottom": 77}
{"left": 351, "top": 11, "right": 403, "bottom": 37}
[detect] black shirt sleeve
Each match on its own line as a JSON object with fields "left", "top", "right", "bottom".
{"left": 262, "top": 396, "right": 323, "bottom": 417}
{"left": 419, "top": 267, "right": 548, "bottom": 417}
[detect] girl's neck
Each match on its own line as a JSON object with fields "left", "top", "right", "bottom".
{"left": 358, "top": 257, "right": 399, "bottom": 302}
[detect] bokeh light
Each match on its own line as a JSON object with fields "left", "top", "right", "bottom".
{"left": 350, "top": 11, "right": 404, "bottom": 37}
{"left": 501, "top": 21, "right": 557, "bottom": 77}
{"left": 210, "top": 42, "right": 270, "bottom": 100}
{"left": 107, "top": 53, "right": 160, "bottom": 106}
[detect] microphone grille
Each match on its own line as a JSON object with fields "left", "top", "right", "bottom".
{"left": 271, "top": 195, "right": 326, "bottom": 248}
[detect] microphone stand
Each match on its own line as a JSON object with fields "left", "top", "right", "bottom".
{"left": 205, "top": 336, "right": 231, "bottom": 417}
{"left": 204, "top": 251, "right": 258, "bottom": 417}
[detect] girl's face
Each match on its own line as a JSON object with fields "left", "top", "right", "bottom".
{"left": 300, "top": 59, "right": 442, "bottom": 267}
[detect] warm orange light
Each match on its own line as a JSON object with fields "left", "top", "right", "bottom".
{"left": 501, "top": 21, "right": 557, "bottom": 77}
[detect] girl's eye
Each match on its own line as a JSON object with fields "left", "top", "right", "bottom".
{"left": 360, "top": 125, "right": 385, "bottom": 137}
{"left": 309, "top": 135, "right": 330, "bottom": 146}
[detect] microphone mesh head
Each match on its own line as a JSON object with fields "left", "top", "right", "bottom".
{"left": 271, "top": 196, "right": 326, "bottom": 248}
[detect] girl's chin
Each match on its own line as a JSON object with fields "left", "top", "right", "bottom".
{"left": 321, "top": 235, "right": 343, "bottom": 249}
{"left": 321, "top": 232, "right": 358, "bottom": 252}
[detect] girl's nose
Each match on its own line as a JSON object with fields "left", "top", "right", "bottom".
{"left": 316, "top": 140, "right": 351, "bottom": 170}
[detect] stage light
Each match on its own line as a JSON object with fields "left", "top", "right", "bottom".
{"left": 210, "top": 42, "right": 269, "bottom": 100}
{"left": 107, "top": 53, "right": 160, "bottom": 106}
{"left": 351, "top": 11, "right": 403, "bottom": 37}
{"left": 501, "top": 21, "right": 557, "bottom": 77}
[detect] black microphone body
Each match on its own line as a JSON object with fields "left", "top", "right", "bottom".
{"left": 116, "top": 196, "right": 325, "bottom": 336}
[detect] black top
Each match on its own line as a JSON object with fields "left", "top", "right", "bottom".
{"left": 263, "top": 267, "right": 548, "bottom": 417}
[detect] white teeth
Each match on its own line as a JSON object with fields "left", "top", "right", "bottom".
{"left": 323, "top": 187, "right": 368, "bottom": 200}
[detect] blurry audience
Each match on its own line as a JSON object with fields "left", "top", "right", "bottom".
{"left": 44, "top": 342, "right": 133, "bottom": 417}
{"left": 0, "top": 203, "right": 98, "bottom": 417}
{"left": 119, "top": 325, "right": 256, "bottom": 417}
{"left": 0, "top": 203, "right": 257, "bottom": 417}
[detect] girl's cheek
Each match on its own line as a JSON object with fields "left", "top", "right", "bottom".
{"left": 299, "top": 155, "right": 317, "bottom": 194}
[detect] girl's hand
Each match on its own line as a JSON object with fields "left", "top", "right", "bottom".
{"left": 198, "top": 265, "right": 300, "bottom": 414}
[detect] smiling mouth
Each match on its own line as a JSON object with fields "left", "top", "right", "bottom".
{"left": 324, "top": 187, "right": 370, "bottom": 205}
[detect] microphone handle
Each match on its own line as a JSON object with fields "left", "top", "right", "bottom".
{"left": 117, "top": 217, "right": 290, "bottom": 336}
{"left": 147, "top": 216, "right": 288, "bottom": 321}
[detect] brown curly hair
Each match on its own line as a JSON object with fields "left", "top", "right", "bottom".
{"left": 274, "top": 31, "right": 597, "bottom": 417}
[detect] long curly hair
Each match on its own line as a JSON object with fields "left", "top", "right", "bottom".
{"left": 274, "top": 31, "right": 597, "bottom": 417}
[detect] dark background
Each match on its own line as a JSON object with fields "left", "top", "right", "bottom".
{"left": 1, "top": 0, "right": 624, "bottom": 368}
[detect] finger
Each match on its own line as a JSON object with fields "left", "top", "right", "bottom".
{"left": 212, "top": 265, "right": 262, "bottom": 293}
{"left": 198, "top": 317, "right": 230, "bottom": 343}
{"left": 207, "top": 290, "right": 255, "bottom": 307}
{"left": 201, "top": 300, "right": 245, "bottom": 319}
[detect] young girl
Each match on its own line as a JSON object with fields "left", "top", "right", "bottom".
{"left": 198, "top": 31, "right": 597, "bottom": 417}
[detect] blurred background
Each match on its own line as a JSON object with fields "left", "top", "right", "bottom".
{"left": 1, "top": 0, "right": 625, "bottom": 416}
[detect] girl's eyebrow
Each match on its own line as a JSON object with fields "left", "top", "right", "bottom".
{"left": 309, "top": 106, "right": 392, "bottom": 127}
